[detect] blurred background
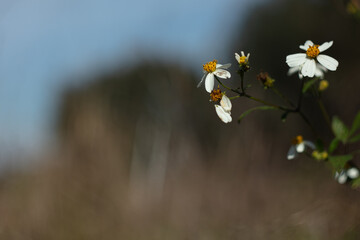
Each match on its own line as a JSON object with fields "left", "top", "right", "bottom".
{"left": 1, "top": 0, "right": 360, "bottom": 239}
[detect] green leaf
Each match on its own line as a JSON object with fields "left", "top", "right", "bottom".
{"left": 332, "top": 116, "right": 349, "bottom": 143}
{"left": 349, "top": 133, "right": 360, "bottom": 143}
{"left": 238, "top": 106, "right": 278, "bottom": 123}
{"left": 302, "top": 78, "right": 318, "bottom": 93}
{"left": 349, "top": 111, "right": 360, "bottom": 136}
{"left": 328, "top": 154, "right": 353, "bottom": 171}
{"left": 352, "top": 178, "right": 360, "bottom": 188}
{"left": 328, "top": 138, "right": 340, "bottom": 154}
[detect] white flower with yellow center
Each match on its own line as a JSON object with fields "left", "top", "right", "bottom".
{"left": 335, "top": 167, "right": 360, "bottom": 184}
{"left": 214, "top": 94, "right": 232, "bottom": 123}
{"left": 235, "top": 51, "right": 250, "bottom": 65}
{"left": 198, "top": 59, "right": 231, "bottom": 93}
{"left": 287, "top": 135, "right": 315, "bottom": 160}
{"left": 286, "top": 40, "right": 339, "bottom": 78}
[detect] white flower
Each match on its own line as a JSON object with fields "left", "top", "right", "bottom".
{"left": 198, "top": 59, "right": 231, "bottom": 93}
{"left": 287, "top": 135, "right": 315, "bottom": 160}
{"left": 335, "top": 167, "right": 360, "bottom": 184}
{"left": 235, "top": 51, "right": 250, "bottom": 65}
{"left": 286, "top": 40, "right": 339, "bottom": 78}
{"left": 215, "top": 95, "right": 232, "bottom": 123}
{"left": 288, "top": 63, "right": 327, "bottom": 79}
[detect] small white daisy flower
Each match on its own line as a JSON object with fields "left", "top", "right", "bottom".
{"left": 198, "top": 59, "right": 231, "bottom": 93}
{"left": 287, "top": 135, "right": 315, "bottom": 160}
{"left": 286, "top": 40, "right": 339, "bottom": 78}
{"left": 335, "top": 167, "right": 359, "bottom": 184}
{"left": 235, "top": 51, "right": 250, "bottom": 65}
{"left": 235, "top": 51, "right": 250, "bottom": 71}
{"left": 215, "top": 95, "right": 232, "bottom": 123}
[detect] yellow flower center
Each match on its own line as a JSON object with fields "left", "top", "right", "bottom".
{"left": 203, "top": 59, "right": 217, "bottom": 73}
{"left": 239, "top": 56, "right": 247, "bottom": 64}
{"left": 292, "top": 135, "right": 303, "bottom": 145}
{"left": 306, "top": 45, "right": 320, "bottom": 58}
{"left": 210, "top": 87, "right": 222, "bottom": 102}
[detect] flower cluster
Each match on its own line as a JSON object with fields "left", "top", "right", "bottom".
{"left": 196, "top": 40, "right": 360, "bottom": 187}
{"left": 198, "top": 53, "right": 249, "bottom": 123}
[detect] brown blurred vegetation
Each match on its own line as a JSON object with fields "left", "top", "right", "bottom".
{"left": 1, "top": 0, "right": 360, "bottom": 239}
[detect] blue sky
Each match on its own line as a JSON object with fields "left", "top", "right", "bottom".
{"left": 0, "top": 0, "right": 266, "bottom": 157}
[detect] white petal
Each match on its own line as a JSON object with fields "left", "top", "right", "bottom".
{"left": 301, "top": 59, "right": 316, "bottom": 77}
{"left": 220, "top": 95, "right": 232, "bottom": 112}
{"left": 241, "top": 51, "right": 245, "bottom": 56}
{"left": 318, "top": 41, "right": 333, "bottom": 52}
{"left": 316, "top": 63, "right": 328, "bottom": 72}
{"left": 336, "top": 171, "right": 347, "bottom": 184}
{"left": 197, "top": 73, "right": 207, "bottom": 88}
{"left": 298, "top": 72, "right": 304, "bottom": 79}
{"left": 314, "top": 68, "right": 324, "bottom": 78}
{"left": 314, "top": 63, "right": 327, "bottom": 78}
{"left": 287, "top": 66, "right": 301, "bottom": 76}
{"left": 286, "top": 53, "right": 307, "bottom": 67}
{"left": 205, "top": 73, "right": 214, "bottom": 93}
{"left": 347, "top": 168, "right": 359, "bottom": 179}
{"left": 317, "top": 54, "right": 339, "bottom": 71}
{"left": 218, "top": 63, "right": 231, "bottom": 69}
{"left": 235, "top": 53, "right": 240, "bottom": 63}
{"left": 296, "top": 143, "right": 305, "bottom": 153}
{"left": 215, "top": 105, "right": 232, "bottom": 123}
{"left": 304, "top": 140, "right": 315, "bottom": 149}
{"left": 214, "top": 69, "right": 231, "bottom": 79}
{"left": 299, "top": 40, "right": 314, "bottom": 50}
{"left": 287, "top": 146, "right": 296, "bottom": 160}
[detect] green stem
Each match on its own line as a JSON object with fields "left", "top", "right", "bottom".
{"left": 317, "top": 98, "right": 332, "bottom": 131}
{"left": 271, "top": 87, "right": 295, "bottom": 108}
{"left": 214, "top": 76, "right": 241, "bottom": 94}
{"left": 229, "top": 95, "right": 241, "bottom": 100}
{"left": 299, "top": 111, "right": 318, "bottom": 138}
{"left": 240, "top": 71, "right": 245, "bottom": 93}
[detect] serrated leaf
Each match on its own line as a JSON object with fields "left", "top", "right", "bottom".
{"left": 238, "top": 106, "right": 278, "bottom": 123}
{"left": 302, "top": 78, "right": 318, "bottom": 93}
{"left": 328, "top": 138, "right": 340, "bottom": 154}
{"left": 349, "top": 111, "right": 360, "bottom": 136}
{"left": 349, "top": 133, "right": 360, "bottom": 143}
{"left": 328, "top": 154, "right": 353, "bottom": 171}
{"left": 352, "top": 178, "right": 360, "bottom": 188}
{"left": 332, "top": 116, "right": 349, "bottom": 143}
